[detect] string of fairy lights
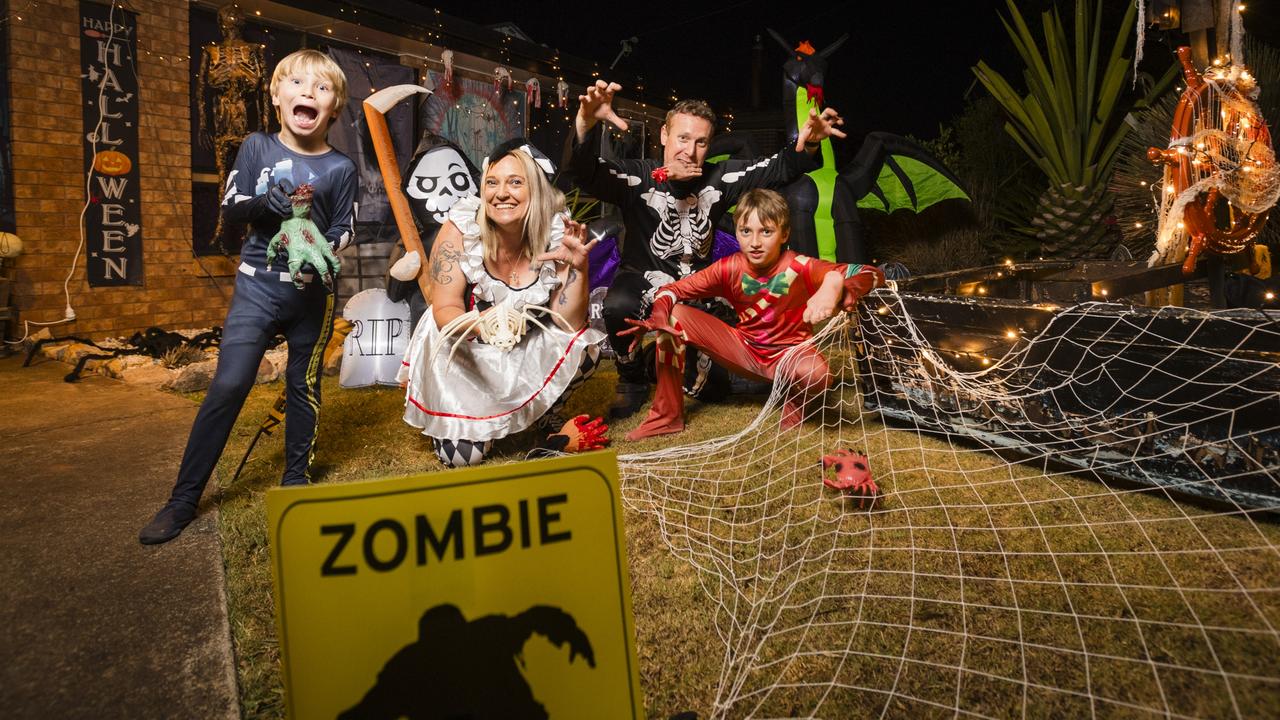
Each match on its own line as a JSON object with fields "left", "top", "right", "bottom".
{"left": 3, "top": 0, "right": 740, "bottom": 155}
{"left": 302, "top": 3, "right": 671, "bottom": 147}
{"left": 0, "top": 0, "right": 41, "bottom": 29}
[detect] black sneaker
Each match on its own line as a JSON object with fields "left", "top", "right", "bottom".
{"left": 139, "top": 502, "right": 196, "bottom": 545}
{"left": 609, "top": 381, "right": 650, "bottom": 419}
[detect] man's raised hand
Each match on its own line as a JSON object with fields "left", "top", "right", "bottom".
{"left": 660, "top": 157, "right": 703, "bottom": 182}
{"left": 576, "top": 80, "right": 629, "bottom": 140}
{"left": 795, "top": 106, "right": 847, "bottom": 152}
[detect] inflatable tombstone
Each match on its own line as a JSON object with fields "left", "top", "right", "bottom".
{"left": 340, "top": 288, "right": 413, "bottom": 389}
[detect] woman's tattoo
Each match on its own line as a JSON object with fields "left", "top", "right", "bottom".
{"left": 559, "top": 267, "right": 579, "bottom": 306}
{"left": 432, "top": 242, "right": 461, "bottom": 285}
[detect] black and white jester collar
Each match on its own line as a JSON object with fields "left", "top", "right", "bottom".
{"left": 482, "top": 138, "right": 556, "bottom": 182}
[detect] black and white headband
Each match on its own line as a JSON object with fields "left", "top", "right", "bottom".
{"left": 482, "top": 139, "right": 556, "bottom": 182}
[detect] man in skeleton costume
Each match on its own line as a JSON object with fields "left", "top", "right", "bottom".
{"left": 572, "top": 80, "right": 845, "bottom": 418}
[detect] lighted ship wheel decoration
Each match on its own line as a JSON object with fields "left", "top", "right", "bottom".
{"left": 1147, "top": 46, "right": 1278, "bottom": 276}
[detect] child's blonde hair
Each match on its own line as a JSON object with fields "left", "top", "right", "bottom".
{"left": 735, "top": 188, "right": 791, "bottom": 237}
{"left": 269, "top": 49, "right": 348, "bottom": 120}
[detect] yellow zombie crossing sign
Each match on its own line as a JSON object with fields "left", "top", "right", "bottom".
{"left": 267, "top": 451, "right": 643, "bottom": 719}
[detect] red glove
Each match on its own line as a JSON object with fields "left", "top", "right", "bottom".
{"left": 647, "top": 289, "right": 675, "bottom": 327}
{"left": 619, "top": 289, "right": 677, "bottom": 353}
{"left": 554, "top": 415, "right": 610, "bottom": 452}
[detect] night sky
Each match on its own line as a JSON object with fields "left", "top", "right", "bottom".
{"left": 423, "top": 0, "right": 1280, "bottom": 141}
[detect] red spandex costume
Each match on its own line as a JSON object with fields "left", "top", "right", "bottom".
{"left": 627, "top": 250, "right": 884, "bottom": 440}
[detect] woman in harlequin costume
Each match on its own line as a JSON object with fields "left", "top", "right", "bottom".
{"left": 398, "top": 140, "right": 607, "bottom": 467}
{"left": 621, "top": 188, "right": 884, "bottom": 441}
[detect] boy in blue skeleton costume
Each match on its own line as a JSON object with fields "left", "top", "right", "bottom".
{"left": 140, "top": 50, "right": 356, "bottom": 545}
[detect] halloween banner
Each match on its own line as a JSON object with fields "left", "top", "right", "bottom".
{"left": 80, "top": 1, "right": 143, "bottom": 286}
{"left": 422, "top": 71, "right": 525, "bottom": 171}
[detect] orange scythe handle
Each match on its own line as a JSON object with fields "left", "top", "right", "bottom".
{"left": 363, "top": 89, "right": 431, "bottom": 299}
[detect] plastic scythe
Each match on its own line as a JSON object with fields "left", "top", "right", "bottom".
{"left": 363, "top": 84, "right": 433, "bottom": 299}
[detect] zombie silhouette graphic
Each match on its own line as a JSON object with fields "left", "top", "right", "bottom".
{"left": 338, "top": 603, "right": 595, "bottom": 720}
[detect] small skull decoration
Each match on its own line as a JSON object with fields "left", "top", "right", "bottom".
{"left": 265, "top": 183, "right": 341, "bottom": 290}
{"left": 821, "top": 450, "right": 877, "bottom": 508}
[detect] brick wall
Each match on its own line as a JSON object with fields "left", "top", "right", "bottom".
{"left": 7, "top": 0, "right": 231, "bottom": 340}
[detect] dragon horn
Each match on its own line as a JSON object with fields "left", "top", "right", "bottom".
{"left": 817, "top": 33, "right": 850, "bottom": 59}
{"left": 762, "top": 27, "right": 793, "bottom": 54}
{"left": 766, "top": 28, "right": 792, "bottom": 54}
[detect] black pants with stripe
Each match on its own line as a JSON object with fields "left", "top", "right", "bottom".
{"left": 168, "top": 270, "right": 335, "bottom": 508}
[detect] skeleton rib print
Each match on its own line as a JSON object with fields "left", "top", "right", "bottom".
{"left": 641, "top": 186, "right": 722, "bottom": 262}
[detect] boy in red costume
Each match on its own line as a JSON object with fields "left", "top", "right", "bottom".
{"left": 620, "top": 189, "right": 884, "bottom": 440}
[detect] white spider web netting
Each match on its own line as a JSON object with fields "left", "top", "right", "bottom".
{"left": 618, "top": 289, "right": 1280, "bottom": 718}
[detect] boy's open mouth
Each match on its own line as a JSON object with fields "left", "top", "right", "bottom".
{"left": 292, "top": 104, "right": 319, "bottom": 128}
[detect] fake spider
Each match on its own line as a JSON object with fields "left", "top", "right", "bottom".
{"left": 430, "top": 300, "right": 570, "bottom": 367}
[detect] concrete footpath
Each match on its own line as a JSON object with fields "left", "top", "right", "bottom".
{"left": 0, "top": 352, "right": 239, "bottom": 719}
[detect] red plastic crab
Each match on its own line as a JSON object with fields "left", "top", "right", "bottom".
{"left": 650, "top": 166, "right": 669, "bottom": 183}
{"left": 821, "top": 450, "right": 877, "bottom": 508}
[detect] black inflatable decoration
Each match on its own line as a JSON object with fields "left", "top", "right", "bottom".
{"left": 387, "top": 132, "right": 482, "bottom": 314}
{"left": 833, "top": 131, "right": 971, "bottom": 262}
{"left": 766, "top": 29, "right": 970, "bottom": 262}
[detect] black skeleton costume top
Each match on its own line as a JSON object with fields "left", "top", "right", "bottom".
{"left": 571, "top": 123, "right": 820, "bottom": 279}
{"left": 222, "top": 132, "right": 357, "bottom": 272}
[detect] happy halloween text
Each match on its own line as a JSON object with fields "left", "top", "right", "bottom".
{"left": 80, "top": 2, "right": 143, "bottom": 286}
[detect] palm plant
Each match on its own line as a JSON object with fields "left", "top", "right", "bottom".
{"left": 564, "top": 187, "right": 602, "bottom": 224}
{"left": 974, "top": 0, "right": 1176, "bottom": 258}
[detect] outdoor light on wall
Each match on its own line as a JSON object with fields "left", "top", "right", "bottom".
{"left": 0, "top": 232, "right": 22, "bottom": 258}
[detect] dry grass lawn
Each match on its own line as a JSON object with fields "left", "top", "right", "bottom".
{"left": 208, "top": 360, "right": 1280, "bottom": 719}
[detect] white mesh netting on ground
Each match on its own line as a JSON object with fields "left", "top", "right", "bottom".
{"left": 618, "top": 290, "right": 1280, "bottom": 718}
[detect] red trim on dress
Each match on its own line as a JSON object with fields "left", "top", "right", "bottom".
{"left": 406, "top": 326, "right": 589, "bottom": 421}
